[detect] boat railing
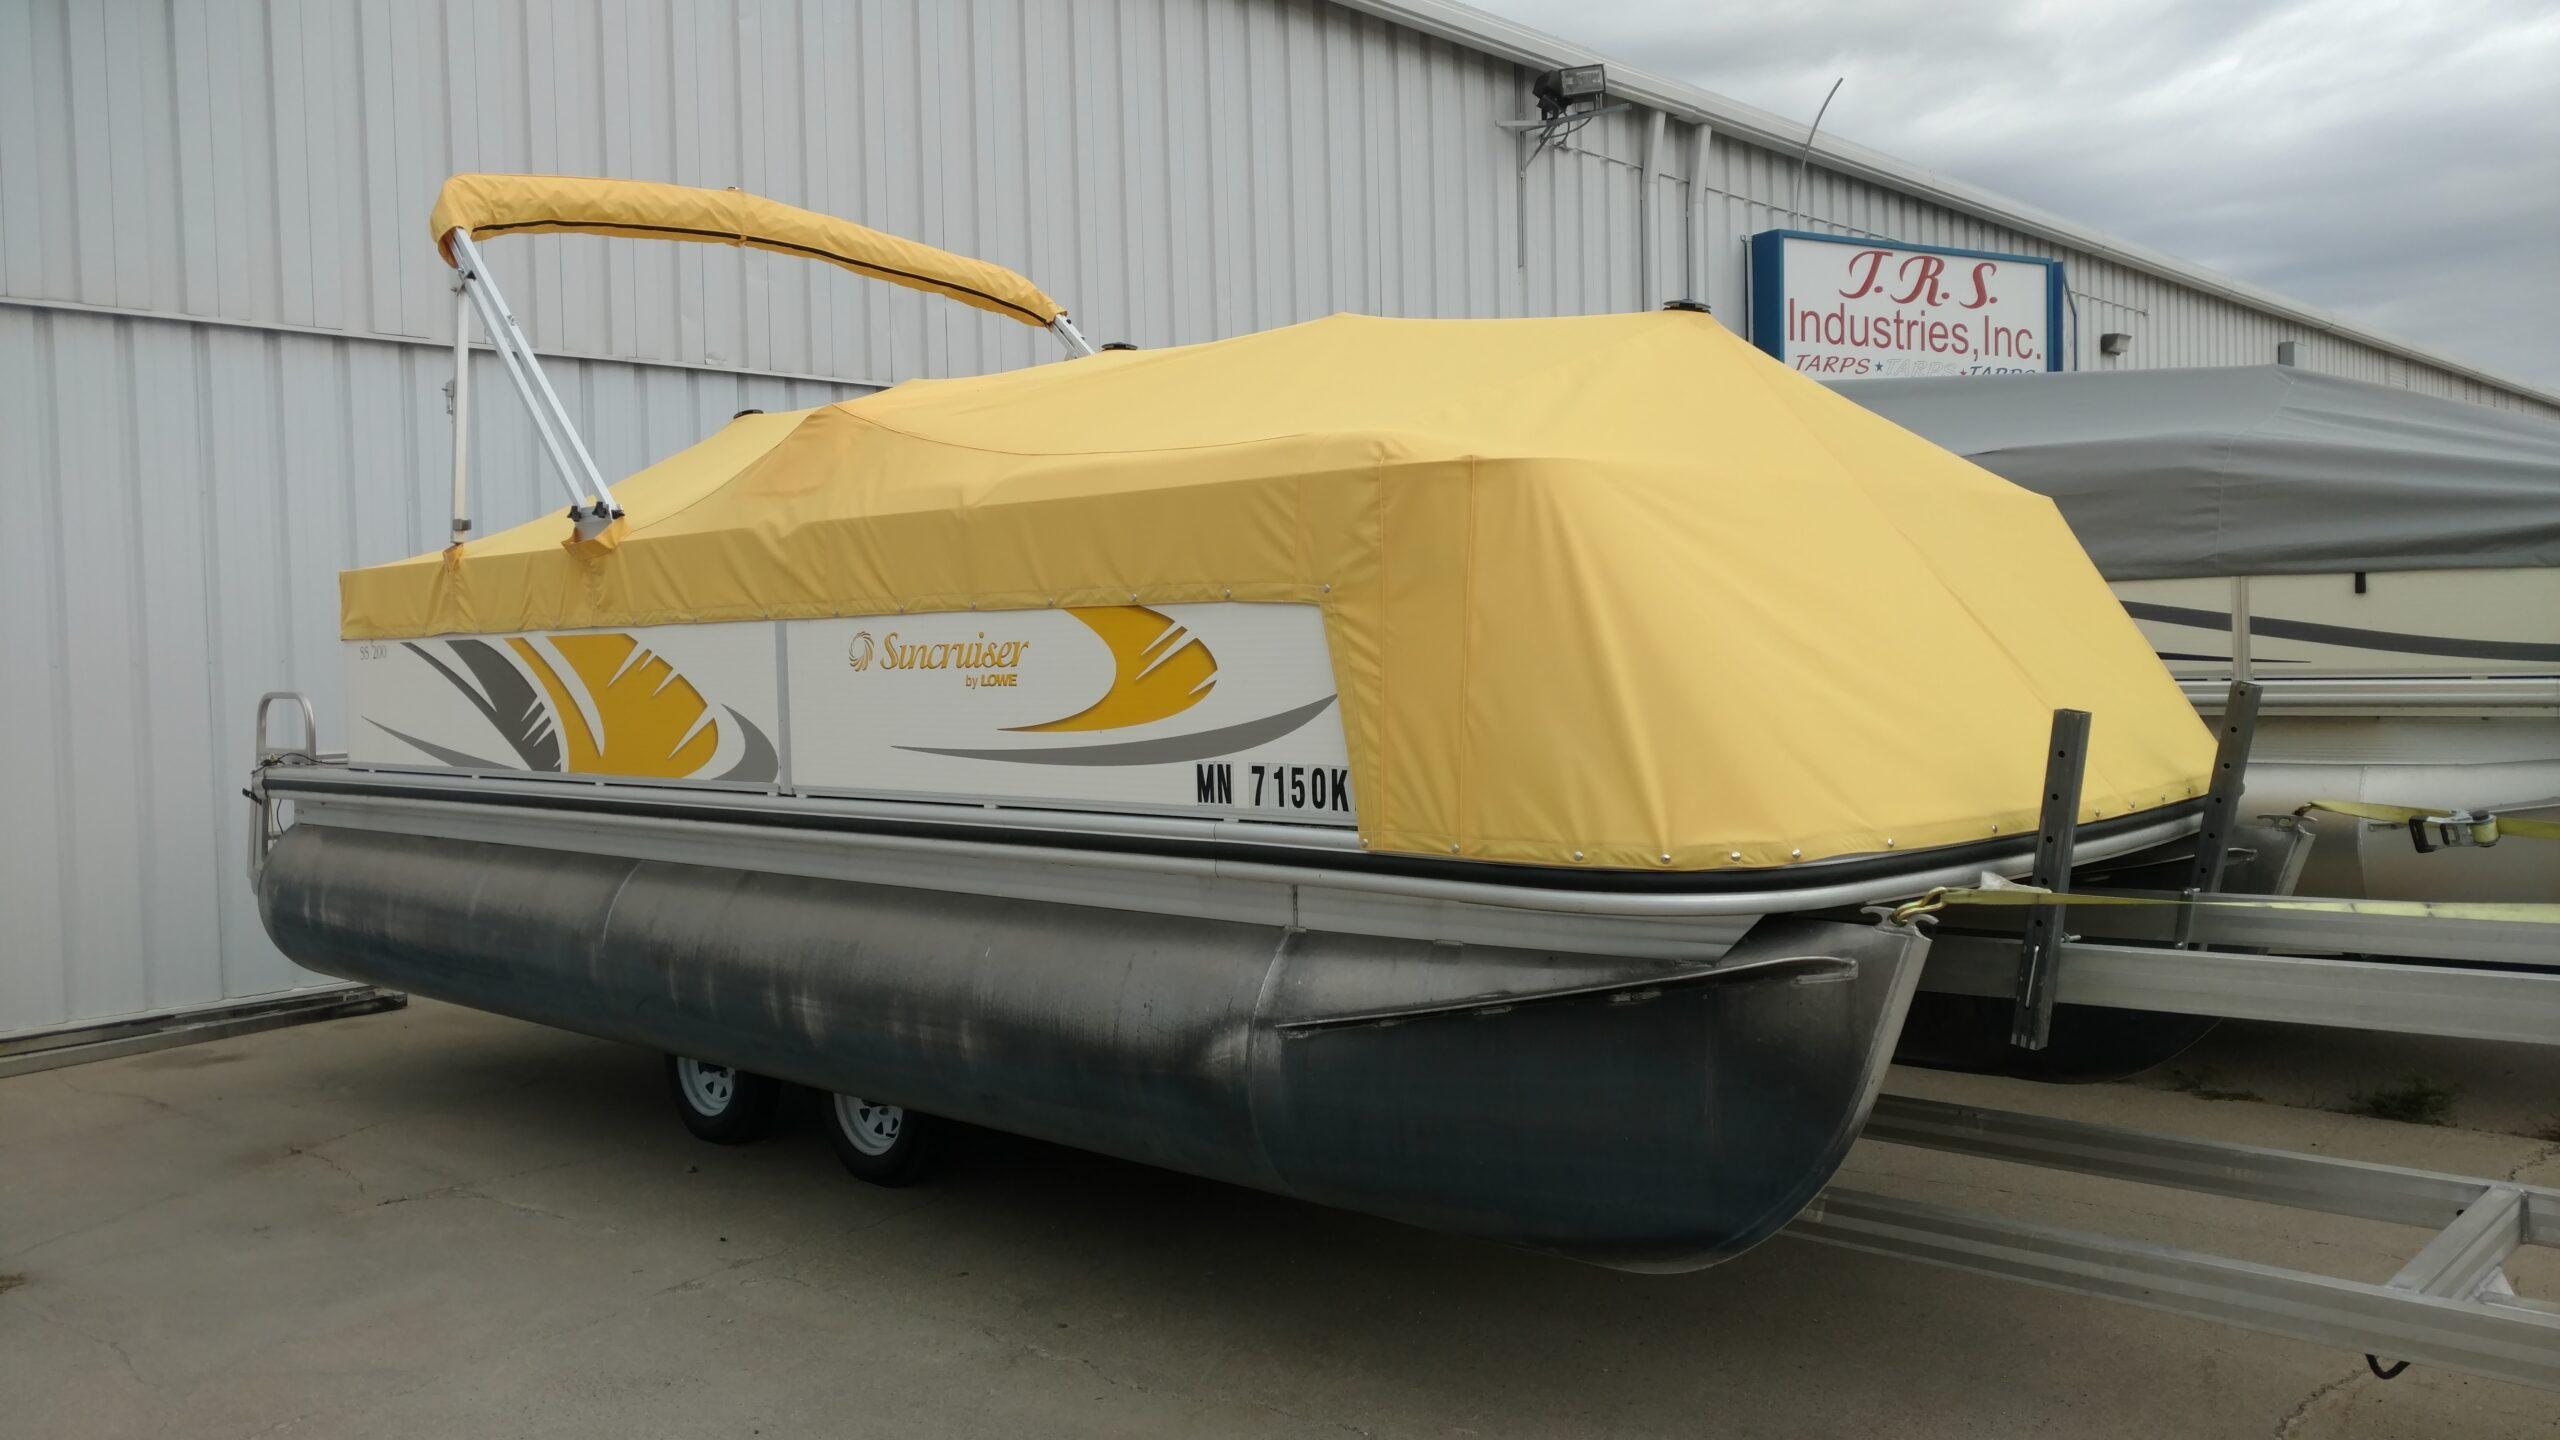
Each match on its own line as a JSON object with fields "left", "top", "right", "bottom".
{"left": 246, "top": 691, "right": 320, "bottom": 884}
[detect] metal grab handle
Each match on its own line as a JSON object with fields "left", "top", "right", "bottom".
{"left": 255, "top": 691, "right": 320, "bottom": 763}
{"left": 248, "top": 691, "right": 320, "bottom": 881}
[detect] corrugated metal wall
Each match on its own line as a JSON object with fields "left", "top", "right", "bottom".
{"left": 0, "top": 0, "right": 1673, "bottom": 377}
{"left": 0, "top": 303, "right": 853, "bottom": 1033}
{"left": 6, "top": 0, "right": 2540, "bottom": 399}
{"left": 1, "top": 0, "right": 2547, "bottom": 1036}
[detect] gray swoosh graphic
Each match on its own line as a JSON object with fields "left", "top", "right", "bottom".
{"left": 374, "top": 709, "right": 778, "bottom": 783}
{"left": 367, "top": 718, "right": 509, "bottom": 771}
{"left": 897, "top": 694, "right": 1338, "bottom": 767}
{"left": 713, "top": 710, "right": 781, "bottom": 784}
{"left": 2122, "top": 602, "right": 2560, "bottom": 665}
{"left": 405, "top": 639, "right": 562, "bottom": 771}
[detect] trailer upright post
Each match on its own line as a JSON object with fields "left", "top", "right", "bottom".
{"left": 2011, "top": 708, "right": 2091, "bottom": 1049}
{"left": 2184, "top": 680, "right": 2263, "bottom": 899}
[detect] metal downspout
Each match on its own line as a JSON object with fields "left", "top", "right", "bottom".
{"left": 1686, "top": 121, "right": 1713, "bottom": 304}
{"left": 1640, "top": 109, "right": 1666, "bottom": 311}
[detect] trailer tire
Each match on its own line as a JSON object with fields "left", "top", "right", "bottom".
{"left": 824, "top": 1092, "right": 937, "bottom": 1186}
{"left": 666, "top": 1055, "right": 782, "bottom": 1144}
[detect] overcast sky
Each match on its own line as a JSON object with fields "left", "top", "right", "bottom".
{"left": 1474, "top": 0, "right": 2560, "bottom": 392}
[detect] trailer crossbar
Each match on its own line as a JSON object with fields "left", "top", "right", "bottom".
{"left": 1919, "top": 935, "right": 2560, "bottom": 1045}
{"left": 1792, "top": 1095, "right": 2560, "bottom": 1391}
{"left": 1863, "top": 1094, "right": 2560, "bottom": 1236}
{"left": 1936, "top": 888, "right": 2560, "bottom": 967}
{"left": 1791, "top": 1188, "right": 2560, "bottom": 1391}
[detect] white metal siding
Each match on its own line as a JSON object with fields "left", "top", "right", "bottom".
{"left": 0, "top": 303, "right": 855, "bottom": 1034}
{"left": 6, "top": 0, "right": 2545, "bottom": 407}
{"left": 0, "top": 0, "right": 1660, "bottom": 374}
{"left": 2, "top": 0, "right": 2550, "bottom": 1036}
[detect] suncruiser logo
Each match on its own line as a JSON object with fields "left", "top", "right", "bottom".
{"left": 863, "top": 631, "right": 1038, "bottom": 675}
{"left": 888, "top": 605, "right": 1337, "bottom": 767}
{"left": 852, "top": 606, "right": 1216, "bottom": 727}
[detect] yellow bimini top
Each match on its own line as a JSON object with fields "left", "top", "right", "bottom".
{"left": 345, "top": 307, "right": 2213, "bottom": 873}
{"left": 431, "top": 173, "right": 1064, "bottom": 326}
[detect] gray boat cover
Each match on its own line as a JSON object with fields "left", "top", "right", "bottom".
{"left": 1833, "top": 366, "right": 2560, "bottom": 580}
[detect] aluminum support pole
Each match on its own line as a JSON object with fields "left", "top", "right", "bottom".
{"left": 449, "top": 280, "right": 473, "bottom": 543}
{"left": 451, "top": 254, "right": 591, "bottom": 518}
{"left": 447, "top": 230, "right": 616, "bottom": 519}
{"left": 2229, "top": 576, "right": 2254, "bottom": 681}
{"left": 1049, "top": 315, "right": 1098, "bottom": 357}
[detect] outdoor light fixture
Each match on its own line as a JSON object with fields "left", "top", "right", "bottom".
{"left": 1515, "top": 64, "right": 1612, "bottom": 177}
{"left": 1501, "top": 64, "right": 1622, "bottom": 267}
{"left": 1532, "top": 64, "right": 1606, "bottom": 122}
{"left": 2099, "top": 331, "right": 2132, "bottom": 357}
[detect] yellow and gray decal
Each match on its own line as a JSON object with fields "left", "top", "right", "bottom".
{"left": 797, "top": 601, "right": 1355, "bottom": 821}
{"left": 355, "top": 604, "right": 1355, "bottom": 821}
{"left": 860, "top": 606, "right": 1340, "bottom": 772}
{"left": 374, "top": 633, "right": 777, "bottom": 783}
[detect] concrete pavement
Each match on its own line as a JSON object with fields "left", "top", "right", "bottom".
{"left": 3, "top": 1000, "right": 2554, "bottom": 1438}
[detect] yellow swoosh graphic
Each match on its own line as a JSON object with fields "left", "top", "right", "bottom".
{"left": 508, "top": 634, "right": 721, "bottom": 777}
{"left": 1006, "top": 606, "right": 1216, "bottom": 733}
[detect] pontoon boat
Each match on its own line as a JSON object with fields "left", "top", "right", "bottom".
{"left": 1839, "top": 367, "right": 2560, "bottom": 901}
{"left": 247, "top": 176, "right": 2214, "bottom": 1269}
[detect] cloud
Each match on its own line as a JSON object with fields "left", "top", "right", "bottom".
{"left": 1473, "top": 0, "right": 2560, "bottom": 392}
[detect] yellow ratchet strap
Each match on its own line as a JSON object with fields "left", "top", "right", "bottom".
{"left": 1891, "top": 886, "right": 2560, "bottom": 927}
{"left": 2295, "top": 799, "right": 2560, "bottom": 843}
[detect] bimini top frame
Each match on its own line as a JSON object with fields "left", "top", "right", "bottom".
{"left": 433, "top": 173, "right": 1095, "bottom": 543}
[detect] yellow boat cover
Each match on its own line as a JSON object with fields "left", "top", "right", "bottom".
{"left": 430, "top": 174, "right": 1063, "bottom": 327}
{"left": 344, "top": 311, "right": 2213, "bottom": 871}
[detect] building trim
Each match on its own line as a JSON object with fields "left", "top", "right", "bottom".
{"left": 0, "top": 295, "right": 887, "bottom": 393}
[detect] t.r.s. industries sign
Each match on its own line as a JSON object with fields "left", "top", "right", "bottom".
{"left": 1749, "top": 231, "right": 2064, "bottom": 377}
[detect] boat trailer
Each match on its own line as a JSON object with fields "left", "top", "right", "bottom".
{"left": 249, "top": 686, "right": 2560, "bottom": 1389}
{"left": 1810, "top": 902, "right": 2560, "bottom": 1392}
{"left": 1798, "top": 685, "right": 2560, "bottom": 1391}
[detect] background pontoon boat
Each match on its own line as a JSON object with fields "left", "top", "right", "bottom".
{"left": 248, "top": 176, "right": 2216, "bottom": 1271}
{"left": 1838, "top": 366, "right": 2560, "bottom": 901}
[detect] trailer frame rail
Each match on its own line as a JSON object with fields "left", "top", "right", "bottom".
{"left": 1797, "top": 1095, "right": 2560, "bottom": 1391}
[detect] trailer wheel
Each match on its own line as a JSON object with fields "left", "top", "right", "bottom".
{"left": 824, "top": 1093, "right": 937, "bottom": 1186}
{"left": 665, "top": 1055, "right": 782, "bottom": 1144}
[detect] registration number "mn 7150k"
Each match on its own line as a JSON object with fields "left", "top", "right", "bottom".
{"left": 1195, "top": 761, "right": 1353, "bottom": 815}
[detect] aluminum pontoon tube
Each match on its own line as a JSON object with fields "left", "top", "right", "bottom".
{"left": 256, "top": 822, "right": 1926, "bottom": 1271}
